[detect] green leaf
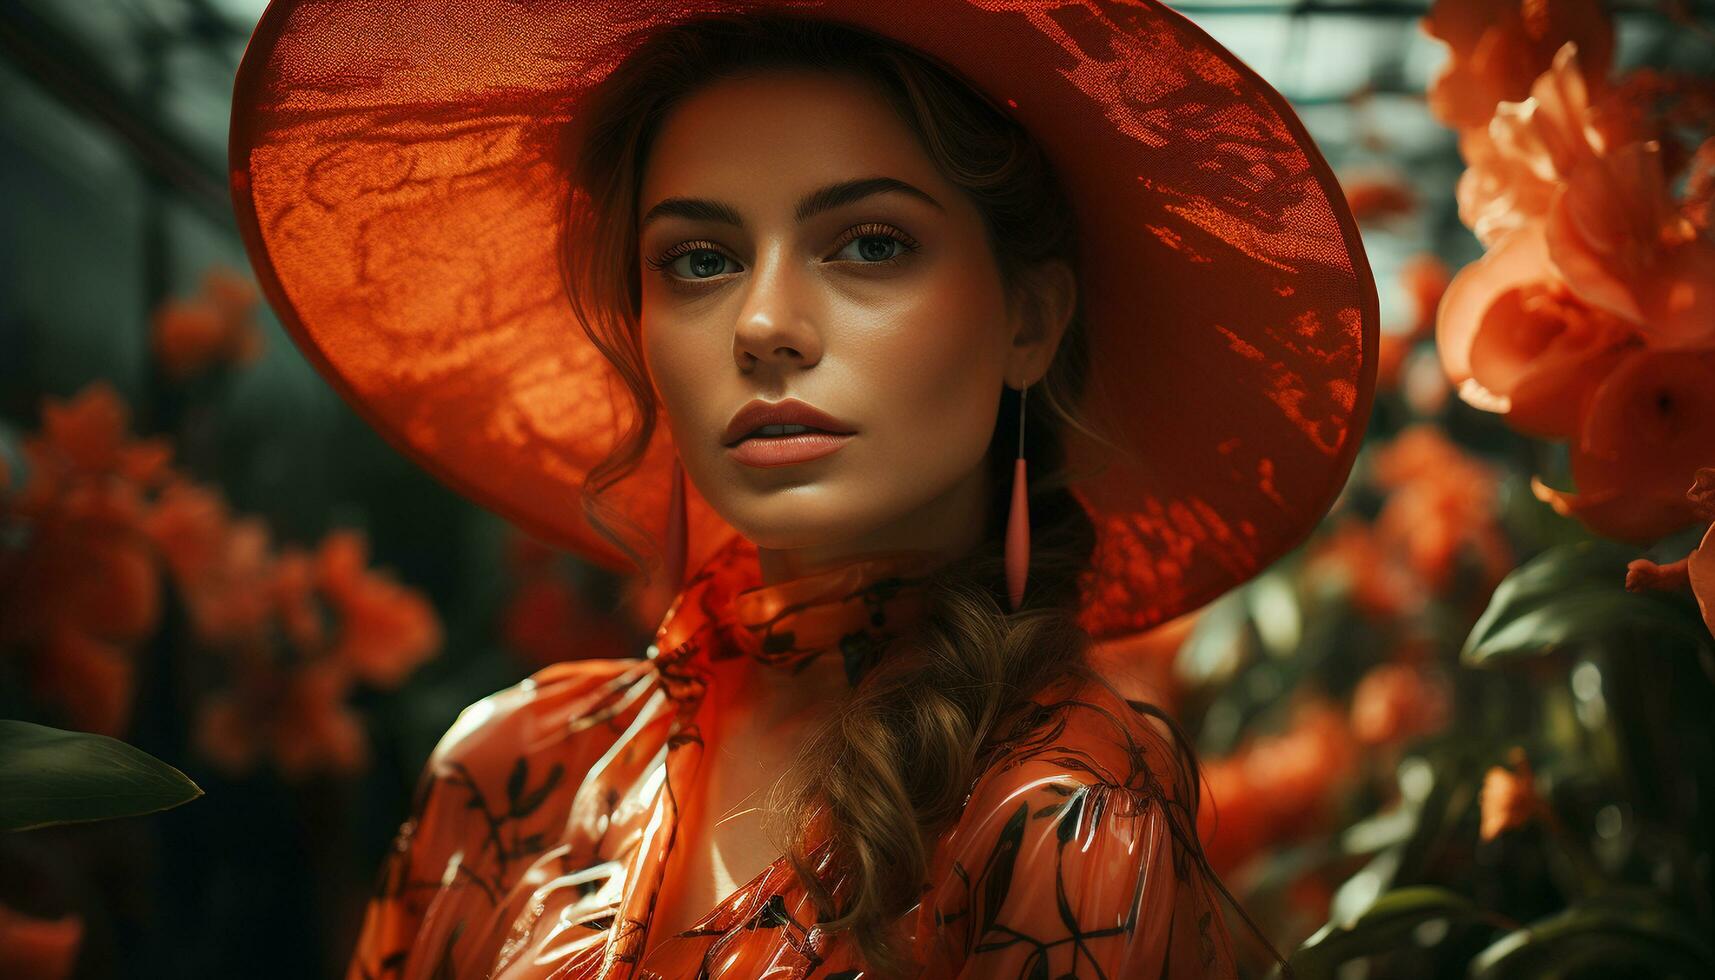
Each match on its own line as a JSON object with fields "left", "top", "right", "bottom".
{"left": 0, "top": 720, "right": 203, "bottom": 832}
{"left": 1326, "top": 847, "right": 1404, "bottom": 929}
{"left": 1471, "top": 893, "right": 1715, "bottom": 979}
{"left": 1463, "top": 541, "right": 1709, "bottom": 666}
{"left": 1290, "top": 886, "right": 1480, "bottom": 979}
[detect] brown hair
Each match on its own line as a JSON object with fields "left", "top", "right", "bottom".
{"left": 556, "top": 13, "right": 1257, "bottom": 976}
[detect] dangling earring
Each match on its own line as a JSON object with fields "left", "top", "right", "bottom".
{"left": 1005, "top": 383, "right": 1030, "bottom": 612}
{"left": 664, "top": 453, "right": 688, "bottom": 592}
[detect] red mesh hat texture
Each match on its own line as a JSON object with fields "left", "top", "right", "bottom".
{"left": 229, "top": 0, "right": 1378, "bottom": 640}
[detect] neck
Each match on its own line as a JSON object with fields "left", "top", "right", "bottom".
{"left": 753, "top": 455, "right": 992, "bottom": 585}
{"left": 702, "top": 644, "right": 852, "bottom": 736}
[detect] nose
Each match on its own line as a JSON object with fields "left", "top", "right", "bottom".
{"left": 732, "top": 251, "right": 823, "bottom": 374}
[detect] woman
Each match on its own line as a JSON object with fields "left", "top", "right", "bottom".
{"left": 229, "top": 3, "right": 1377, "bottom": 978}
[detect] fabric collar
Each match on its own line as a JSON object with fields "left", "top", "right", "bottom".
{"left": 649, "top": 536, "right": 937, "bottom": 698}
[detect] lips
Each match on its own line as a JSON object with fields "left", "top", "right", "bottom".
{"left": 721, "top": 398, "right": 856, "bottom": 447}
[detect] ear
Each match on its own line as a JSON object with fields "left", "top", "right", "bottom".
{"left": 1004, "top": 259, "right": 1076, "bottom": 389}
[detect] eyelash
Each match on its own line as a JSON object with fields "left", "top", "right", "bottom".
{"left": 643, "top": 222, "right": 922, "bottom": 281}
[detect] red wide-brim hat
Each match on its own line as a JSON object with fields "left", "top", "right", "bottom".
{"left": 229, "top": 0, "right": 1378, "bottom": 641}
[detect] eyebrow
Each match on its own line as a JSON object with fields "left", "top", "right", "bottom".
{"left": 639, "top": 176, "right": 945, "bottom": 230}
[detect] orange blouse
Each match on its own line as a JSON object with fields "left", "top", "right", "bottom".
{"left": 346, "top": 535, "right": 1237, "bottom": 978}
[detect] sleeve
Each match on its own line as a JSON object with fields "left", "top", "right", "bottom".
{"left": 918, "top": 759, "right": 1238, "bottom": 980}
{"left": 345, "top": 657, "right": 648, "bottom": 980}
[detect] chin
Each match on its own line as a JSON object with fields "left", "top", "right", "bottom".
{"left": 717, "top": 493, "right": 892, "bottom": 553}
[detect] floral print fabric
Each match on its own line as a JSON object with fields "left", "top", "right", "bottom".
{"left": 346, "top": 535, "right": 1236, "bottom": 978}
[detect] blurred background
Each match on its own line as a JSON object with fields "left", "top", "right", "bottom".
{"left": 3, "top": 1, "right": 1713, "bottom": 977}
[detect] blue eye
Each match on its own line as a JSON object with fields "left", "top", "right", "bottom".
{"left": 837, "top": 235, "right": 901, "bottom": 263}
{"left": 830, "top": 223, "right": 921, "bottom": 266}
{"left": 671, "top": 249, "right": 734, "bottom": 279}
{"left": 645, "top": 240, "right": 740, "bottom": 281}
{"left": 644, "top": 223, "right": 920, "bottom": 285}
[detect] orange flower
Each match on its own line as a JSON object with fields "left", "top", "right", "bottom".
{"left": 1455, "top": 43, "right": 1639, "bottom": 249}
{"left": 1686, "top": 134, "right": 1715, "bottom": 230}
{"left": 143, "top": 480, "right": 300, "bottom": 650}
{"left": 1400, "top": 254, "right": 1451, "bottom": 339}
{"left": 316, "top": 529, "right": 441, "bottom": 688}
{"left": 141, "top": 477, "right": 232, "bottom": 587}
{"left": 29, "top": 624, "right": 135, "bottom": 737}
{"left": 0, "top": 384, "right": 181, "bottom": 736}
{"left": 1600, "top": 68, "right": 1715, "bottom": 226}
{"left": 1371, "top": 426, "right": 1513, "bottom": 592}
{"left": 270, "top": 548, "right": 326, "bottom": 657}
{"left": 1534, "top": 351, "right": 1715, "bottom": 542}
{"left": 1687, "top": 521, "right": 1715, "bottom": 640}
{"left": 38, "top": 381, "right": 141, "bottom": 476}
{"left": 151, "top": 267, "right": 264, "bottom": 380}
{"left": 144, "top": 484, "right": 277, "bottom": 650}
{"left": 314, "top": 528, "right": 367, "bottom": 596}
{"left": 1438, "top": 222, "right": 1637, "bottom": 440}
{"left": 1370, "top": 424, "right": 1470, "bottom": 484}
{"left": 1421, "top": 0, "right": 1613, "bottom": 131}
{"left": 171, "top": 522, "right": 438, "bottom": 775}
{"left": 1690, "top": 467, "right": 1715, "bottom": 521}
{"left": 272, "top": 659, "right": 367, "bottom": 778}
{"left": 1350, "top": 662, "right": 1451, "bottom": 746}
{"left": 0, "top": 902, "right": 82, "bottom": 980}
{"left": 1, "top": 521, "right": 161, "bottom": 651}
{"left": 1546, "top": 140, "right": 1715, "bottom": 351}
{"left": 195, "top": 519, "right": 279, "bottom": 649}
{"left": 153, "top": 301, "right": 229, "bottom": 380}
{"left": 1303, "top": 516, "right": 1426, "bottom": 619}
{"left": 1480, "top": 747, "right": 1540, "bottom": 841}
{"left": 201, "top": 266, "right": 261, "bottom": 321}
{"left": 1241, "top": 702, "right": 1357, "bottom": 832}
{"left": 194, "top": 691, "right": 262, "bottom": 776}
{"left": 1626, "top": 555, "right": 1690, "bottom": 593}
{"left": 1198, "top": 701, "right": 1358, "bottom": 874}
{"left": 198, "top": 660, "right": 369, "bottom": 779}
{"left": 1197, "top": 759, "right": 1264, "bottom": 876}
{"left": 1625, "top": 468, "right": 1715, "bottom": 639}
{"left": 23, "top": 382, "right": 172, "bottom": 496}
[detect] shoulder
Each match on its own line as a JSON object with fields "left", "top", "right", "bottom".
{"left": 424, "top": 656, "right": 654, "bottom": 781}
{"left": 970, "top": 670, "right": 1198, "bottom": 816}
{"left": 350, "top": 657, "right": 656, "bottom": 973}
{"left": 946, "top": 671, "right": 1200, "bottom": 861}
{"left": 914, "top": 673, "right": 1236, "bottom": 978}
{"left": 384, "top": 657, "right": 657, "bottom": 888}
{"left": 399, "top": 656, "right": 658, "bottom": 841}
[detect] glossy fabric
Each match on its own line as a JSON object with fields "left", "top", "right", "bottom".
{"left": 347, "top": 537, "right": 1236, "bottom": 978}
{"left": 230, "top": 0, "right": 1379, "bottom": 637}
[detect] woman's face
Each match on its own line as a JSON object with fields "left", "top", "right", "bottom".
{"left": 636, "top": 68, "right": 1066, "bottom": 567}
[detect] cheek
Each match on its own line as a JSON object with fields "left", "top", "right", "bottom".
{"left": 640, "top": 314, "right": 716, "bottom": 429}
{"left": 853, "top": 268, "right": 1009, "bottom": 458}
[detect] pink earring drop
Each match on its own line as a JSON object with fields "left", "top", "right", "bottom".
{"left": 665, "top": 453, "right": 688, "bottom": 592}
{"left": 1005, "top": 384, "right": 1030, "bottom": 612}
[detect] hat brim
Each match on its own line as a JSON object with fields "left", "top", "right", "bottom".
{"left": 230, "top": 0, "right": 1377, "bottom": 639}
